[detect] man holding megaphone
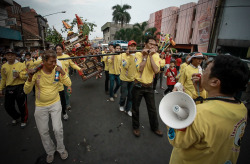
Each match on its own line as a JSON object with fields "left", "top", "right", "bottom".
{"left": 166, "top": 55, "right": 249, "bottom": 164}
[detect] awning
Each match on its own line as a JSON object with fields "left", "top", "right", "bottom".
{"left": 202, "top": 53, "right": 217, "bottom": 57}
{"left": 0, "top": 26, "right": 22, "bottom": 41}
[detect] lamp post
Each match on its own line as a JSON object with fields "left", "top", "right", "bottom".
{"left": 35, "top": 11, "right": 66, "bottom": 50}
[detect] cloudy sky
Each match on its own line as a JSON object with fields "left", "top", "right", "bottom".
{"left": 15, "top": 0, "right": 198, "bottom": 40}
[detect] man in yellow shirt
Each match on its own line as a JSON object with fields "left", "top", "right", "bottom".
{"left": 0, "top": 49, "right": 28, "bottom": 128}
{"left": 24, "top": 50, "right": 71, "bottom": 164}
{"left": 178, "top": 52, "right": 206, "bottom": 100}
{"left": 119, "top": 40, "right": 137, "bottom": 116}
{"left": 132, "top": 36, "right": 163, "bottom": 137}
{"left": 102, "top": 46, "right": 109, "bottom": 94}
{"left": 176, "top": 53, "right": 191, "bottom": 80}
{"left": 108, "top": 44, "right": 121, "bottom": 101}
{"left": 24, "top": 52, "right": 34, "bottom": 69}
{"left": 55, "top": 44, "right": 83, "bottom": 119}
{"left": 167, "top": 54, "right": 249, "bottom": 164}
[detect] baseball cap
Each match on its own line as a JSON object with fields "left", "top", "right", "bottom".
{"left": 128, "top": 40, "right": 137, "bottom": 46}
{"left": 5, "top": 49, "right": 17, "bottom": 55}
{"left": 188, "top": 52, "right": 204, "bottom": 62}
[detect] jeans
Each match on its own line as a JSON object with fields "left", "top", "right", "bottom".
{"left": 153, "top": 73, "right": 160, "bottom": 90}
{"left": 64, "top": 85, "right": 70, "bottom": 108}
{"left": 109, "top": 74, "right": 121, "bottom": 98}
{"left": 119, "top": 80, "right": 134, "bottom": 111}
{"left": 105, "top": 71, "right": 109, "bottom": 92}
{"left": 132, "top": 85, "right": 159, "bottom": 131}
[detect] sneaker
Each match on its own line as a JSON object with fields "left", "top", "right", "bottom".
{"left": 63, "top": 114, "right": 69, "bottom": 120}
{"left": 114, "top": 94, "right": 118, "bottom": 98}
{"left": 154, "top": 90, "right": 159, "bottom": 94}
{"left": 66, "top": 106, "right": 71, "bottom": 111}
{"left": 46, "top": 154, "right": 54, "bottom": 163}
{"left": 119, "top": 106, "right": 124, "bottom": 112}
{"left": 127, "top": 111, "right": 132, "bottom": 117}
{"left": 110, "top": 97, "right": 114, "bottom": 102}
{"left": 20, "top": 122, "right": 27, "bottom": 128}
{"left": 12, "top": 120, "right": 17, "bottom": 125}
{"left": 59, "top": 149, "right": 68, "bottom": 160}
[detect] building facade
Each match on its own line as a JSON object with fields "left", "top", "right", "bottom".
{"left": 101, "top": 22, "right": 133, "bottom": 43}
{"left": 148, "top": 0, "right": 218, "bottom": 53}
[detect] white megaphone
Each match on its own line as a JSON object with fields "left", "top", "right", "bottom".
{"left": 159, "top": 91, "right": 196, "bottom": 129}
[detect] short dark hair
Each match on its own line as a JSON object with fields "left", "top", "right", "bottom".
{"left": 108, "top": 43, "right": 114, "bottom": 47}
{"left": 209, "top": 55, "right": 249, "bottom": 95}
{"left": 25, "top": 52, "right": 31, "bottom": 56}
{"left": 42, "top": 50, "right": 57, "bottom": 61}
{"left": 145, "top": 35, "right": 156, "bottom": 44}
{"left": 114, "top": 44, "right": 121, "bottom": 48}
{"left": 55, "top": 44, "right": 64, "bottom": 51}
{"left": 2, "top": 57, "right": 7, "bottom": 62}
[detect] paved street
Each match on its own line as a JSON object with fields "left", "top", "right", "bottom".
{"left": 0, "top": 73, "right": 249, "bottom": 164}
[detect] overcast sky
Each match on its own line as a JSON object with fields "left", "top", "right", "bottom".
{"left": 15, "top": 0, "right": 198, "bottom": 40}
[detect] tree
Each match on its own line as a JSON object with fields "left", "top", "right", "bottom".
{"left": 112, "top": 4, "right": 131, "bottom": 28}
{"left": 133, "top": 21, "right": 148, "bottom": 44}
{"left": 114, "top": 28, "right": 126, "bottom": 40}
{"left": 61, "top": 17, "right": 96, "bottom": 36}
{"left": 45, "top": 27, "right": 63, "bottom": 45}
{"left": 145, "top": 27, "right": 158, "bottom": 38}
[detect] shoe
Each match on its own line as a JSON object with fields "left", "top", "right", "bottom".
{"left": 127, "top": 111, "right": 132, "bottom": 117}
{"left": 12, "top": 120, "right": 17, "bottom": 125}
{"left": 114, "top": 94, "right": 118, "bottom": 98}
{"left": 161, "top": 87, "right": 165, "bottom": 90}
{"left": 133, "top": 129, "right": 140, "bottom": 137}
{"left": 119, "top": 106, "right": 124, "bottom": 112}
{"left": 20, "top": 122, "right": 27, "bottom": 128}
{"left": 153, "top": 130, "right": 163, "bottom": 137}
{"left": 110, "top": 97, "right": 114, "bottom": 102}
{"left": 59, "top": 149, "right": 68, "bottom": 160}
{"left": 66, "top": 106, "right": 71, "bottom": 110}
{"left": 154, "top": 90, "right": 159, "bottom": 94}
{"left": 46, "top": 154, "right": 54, "bottom": 163}
{"left": 63, "top": 114, "right": 69, "bottom": 120}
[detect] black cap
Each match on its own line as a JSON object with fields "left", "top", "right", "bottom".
{"left": 5, "top": 49, "right": 17, "bottom": 55}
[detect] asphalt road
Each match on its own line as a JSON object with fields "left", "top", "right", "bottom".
{"left": 0, "top": 73, "right": 249, "bottom": 164}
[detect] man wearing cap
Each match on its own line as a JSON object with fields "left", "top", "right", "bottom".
{"left": 119, "top": 40, "right": 137, "bottom": 116}
{"left": 0, "top": 49, "right": 28, "bottom": 128}
{"left": 178, "top": 52, "right": 206, "bottom": 100}
{"left": 132, "top": 36, "right": 163, "bottom": 137}
{"left": 108, "top": 44, "right": 121, "bottom": 102}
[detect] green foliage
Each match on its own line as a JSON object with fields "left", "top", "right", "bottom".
{"left": 112, "top": 4, "right": 131, "bottom": 28}
{"left": 45, "top": 27, "right": 63, "bottom": 45}
{"left": 61, "top": 17, "right": 96, "bottom": 36}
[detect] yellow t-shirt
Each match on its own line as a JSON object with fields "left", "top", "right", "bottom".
{"left": 0, "top": 61, "right": 27, "bottom": 90}
{"left": 33, "top": 57, "right": 42, "bottom": 67}
{"left": 120, "top": 53, "right": 137, "bottom": 82}
{"left": 176, "top": 62, "right": 188, "bottom": 79}
{"left": 108, "top": 54, "right": 121, "bottom": 75}
{"left": 23, "top": 69, "right": 72, "bottom": 107}
{"left": 178, "top": 64, "right": 204, "bottom": 99}
{"left": 160, "top": 58, "right": 165, "bottom": 68}
{"left": 25, "top": 60, "right": 35, "bottom": 69}
{"left": 103, "top": 55, "right": 109, "bottom": 71}
{"left": 168, "top": 100, "right": 247, "bottom": 164}
{"left": 57, "top": 54, "right": 81, "bottom": 75}
{"left": 134, "top": 52, "right": 160, "bottom": 84}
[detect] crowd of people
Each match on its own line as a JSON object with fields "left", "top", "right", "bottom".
{"left": 0, "top": 35, "right": 249, "bottom": 164}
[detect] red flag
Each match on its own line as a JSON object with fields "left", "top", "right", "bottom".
{"left": 75, "top": 14, "right": 83, "bottom": 26}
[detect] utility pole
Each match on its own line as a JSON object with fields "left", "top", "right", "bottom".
{"left": 19, "top": 12, "right": 25, "bottom": 49}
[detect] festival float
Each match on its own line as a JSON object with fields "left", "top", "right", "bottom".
{"left": 60, "top": 14, "right": 103, "bottom": 81}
